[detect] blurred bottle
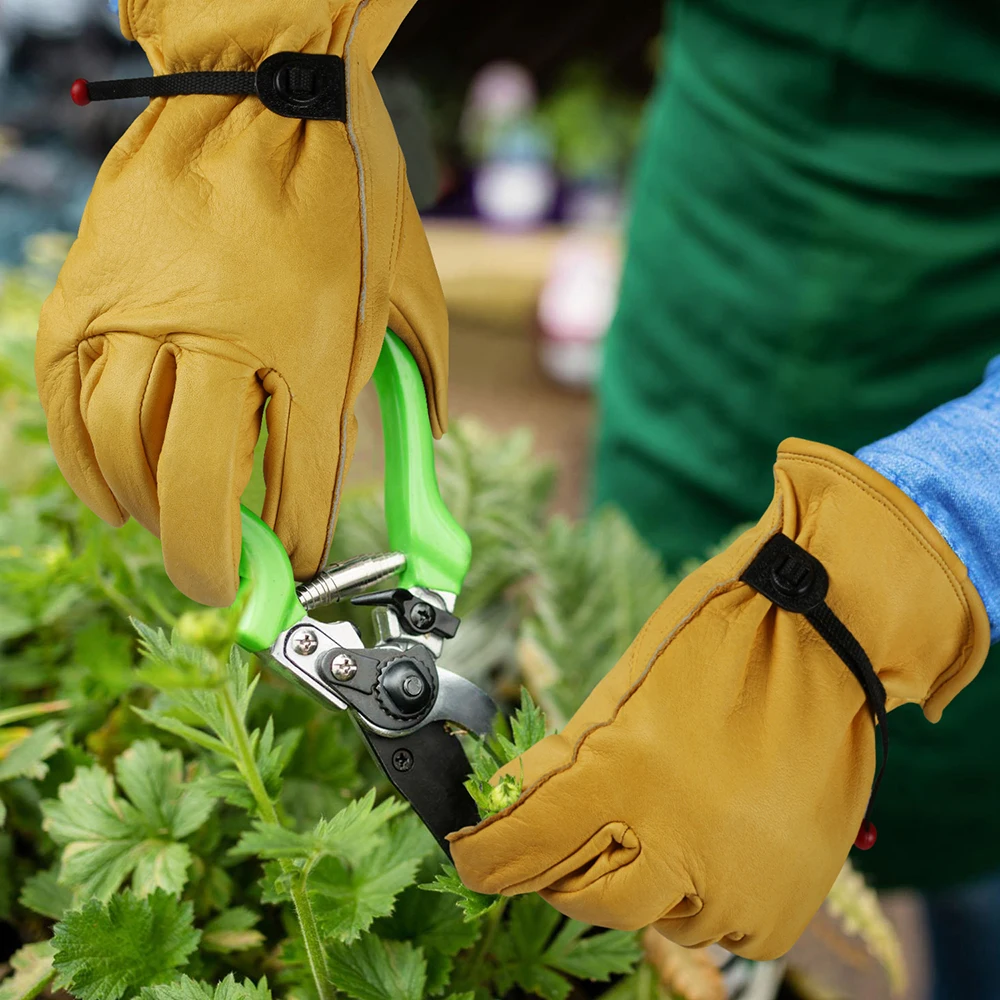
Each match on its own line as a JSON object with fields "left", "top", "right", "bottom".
{"left": 536, "top": 230, "right": 620, "bottom": 389}
{"left": 461, "top": 61, "right": 557, "bottom": 229}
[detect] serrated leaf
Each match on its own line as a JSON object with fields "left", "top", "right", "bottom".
{"left": 419, "top": 864, "right": 501, "bottom": 921}
{"left": 231, "top": 790, "right": 405, "bottom": 869}
{"left": 0, "top": 941, "right": 54, "bottom": 1000}
{"left": 509, "top": 689, "right": 547, "bottom": 756}
{"left": 0, "top": 721, "right": 62, "bottom": 782}
{"left": 19, "top": 867, "right": 75, "bottom": 920}
{"left": 544, "top": 921, "right": 642, "bottom": 983}
{"left": 116, "top": 741, "right": 215, "bottom": 838}
{"left": 202, "top": 908, "right": 264, "bottom": 953}
{"left": 492, "top": 896, "right": 571, "bottom": 1000}
{"left": 327, "top": 935, "right": 426, "bottom": 1000}
{"left": 41, "top": 741, "right": 215, "bottom": 899}
{"left": 138, "top": 973, "right": 272, "bottom": 1000}
{"left": 131, "top": 709, "right": 231, "bottom": 759}
{"left": 307, "top": 813, "right": 431, "bottom": 943}
{"left": 52, "top": 890, "right": 200, "bottom": 1000}
{"left": 375, "top": 883, "right": 482, "bottom": 996}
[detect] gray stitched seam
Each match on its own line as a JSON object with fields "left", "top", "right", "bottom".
{"left": 321, "top": 0, "right": 371, "bottom": 569}
{"left": 345, "top": 0, "right": 369, "bottom": 324}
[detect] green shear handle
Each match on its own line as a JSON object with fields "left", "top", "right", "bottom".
{"left": 233, "top": 331, "right": 472, "bottom": 651}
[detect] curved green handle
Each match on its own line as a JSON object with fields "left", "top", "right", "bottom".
{"left": 232, "top": 331, "right": 470, "bottom": 650}
{"left": 234, "top": 507, "right": 305, "bottom": 652}
{"left": 374, "top": 331, "right": 471, "bottom": 594}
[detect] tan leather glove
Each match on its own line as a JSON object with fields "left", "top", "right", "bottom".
{"left": 450, "top": 438, "right": 990, "bottom": 960}
{"left": 35, "top": 0, "right": 446, "bottom": 606}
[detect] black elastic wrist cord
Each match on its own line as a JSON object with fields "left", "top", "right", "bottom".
{"left": 741, "top": 532, "right": 888, "bottom": 850}
{"left": 71, "top": 51, "right": 346, "bottom": 122}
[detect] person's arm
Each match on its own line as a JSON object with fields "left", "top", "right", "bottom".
{"left": 858, "top": 357, "right": 1000, "bottom": 641}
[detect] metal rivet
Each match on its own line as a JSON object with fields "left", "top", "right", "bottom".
{"left": 329, "top": 653, "right": 357, "bottom": 682}
{"left": 401, "top": 675, "right": 424, "bottom": 698}
{"left": 291, "top": 629, "right": 319, "bottom": 656}
{"left": 391, "top": 748, "right": 414, "bottom": 772}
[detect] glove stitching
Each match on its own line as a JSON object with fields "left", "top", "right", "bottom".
{"left": 777, "top": 448, "right": 977, "bottom": 703}
{"left": 321, "top": 0, "right": 374, "bottom": 572}
{"left": 457, "top": 501, "right": 785, "bottom": 838}
{"left": 344, "top": 0, "right": 370, "bottom": 325}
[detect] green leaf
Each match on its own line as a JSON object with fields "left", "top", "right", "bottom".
{"left": 115, "top": 740, "right": 216, "bottom": 838}
{"left": 419, "top": 865, "right": 501, "bottom": 921}
{"left": 327, "top": 935, "right": 426, "bottom": 1000}
{"left": 19, "top": 867, "right": 75, "bottom": 920}
{"left": 509, "top": 689, "right": 547, "bottom": 757}
{"left": 138, "top": 974, "right": 272, "bottom": 1000}
{"left": 0, "top": 942, "right": 54, "bottom": 1000}
{"left": 231, "top": 789, "right": 406, "bottom": 869}
{"left": 307, "top": 813, "right": 432, "bottom": 943}
{"left": 201, "top": 908, "right": 265, "bottom": 954}
{"left": 0, "top": 721, "right": 62, "bottom": 782}
{"left": 543, "top": 921, "right": 642, "bottom": 983}
{"left": 131, "top": 709, "right": 231, "bottom": 759}
{"left": 493, "top": 896, "right": 569, "bottom": 1000}
{"left": 41, "top": 741, "right": 215, "bottom": 900}
{"left": 375, "top": 883, "right": 482, "bottom": 996}
{"left": 463, "top": 690, "right": 546, "bottom": 821}
{"left": 52, "top": 890, "right": 200, "bottom": 1000}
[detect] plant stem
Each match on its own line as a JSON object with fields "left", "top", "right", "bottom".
{"left": 220, "top": 679, "right": 334, "bottom": 1000}
{"left": 453, "top": 897, "right": 507, "bottom": 994}
{"left": 0, "top": 700, "right": 71, "bottom": 727}
{"left": 95, "top": 573, "right": 146, "bottom": 625}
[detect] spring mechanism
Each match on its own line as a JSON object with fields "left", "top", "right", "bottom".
{"left": 295, "top": 552, "right": 407, "bottom": 610}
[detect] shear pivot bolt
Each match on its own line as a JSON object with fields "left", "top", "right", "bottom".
{"left": 409, "top": 602, "right": 436, "bottom": 631}
{"left": 402, "top": 675, "right": 424, "bottom": 698}
{"left": 329, "top": 653, "right": 357, "bottom": 682}
{"left": 291, "top": 629, "right": 319, "bottom": 656}
{"left": 392, "top": 748, "right": 414, "bottom": 772}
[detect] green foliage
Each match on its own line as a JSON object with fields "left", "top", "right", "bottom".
{"left": 0, "top": 942, "right": 54, "bottom": 1000}
{"left": 1, "top": 250, "right": 662, "bottom": 999}
{"left": 51, "top": 891, "right": 200, "bottom": 1000}
{"left": 327, "top": 935, "right": 427, "bottom": 1000}
{"left": 42, "top": 740, "right": 216, "bottom": 901}
{"left": 462, "top": 689, "right": 546, "bottom": 821}
{"left": 419, "top": 865, "right": 501, "bottom": 922}
{"left": 139, "top": 975, "right": 272, "bottom": 1000}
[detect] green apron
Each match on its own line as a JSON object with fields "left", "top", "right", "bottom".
{"left": 595, "top": 0, "right": 1000, "bottom": 891}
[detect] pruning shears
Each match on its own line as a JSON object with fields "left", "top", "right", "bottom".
{"left": 230, "top": 332, "right": 496, "bottom": 856}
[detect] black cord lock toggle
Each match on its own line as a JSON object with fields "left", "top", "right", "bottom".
{"left": 71, "top": 51, "right": 347, "bottom": 122}
{"left": 741, "top": 533, "right": 888, "bottom": 852}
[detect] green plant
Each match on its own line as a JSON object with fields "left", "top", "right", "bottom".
{"left": 0, "top": 244, "right": 906, "bottom": 1000}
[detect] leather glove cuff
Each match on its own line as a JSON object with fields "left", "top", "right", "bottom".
{"left": 118, "top": 0, "right": 415, "bottom": 71}
{"left": 769, "top": 437, "right": 990, "bottom": 721}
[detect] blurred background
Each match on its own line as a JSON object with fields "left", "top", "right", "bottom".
{"left": 0, "top": 2, "right": 948, "bottom": 998}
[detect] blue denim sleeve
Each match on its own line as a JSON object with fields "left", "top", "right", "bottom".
{"left": 856, "top": 356, "right": 1000, "bottom": 642}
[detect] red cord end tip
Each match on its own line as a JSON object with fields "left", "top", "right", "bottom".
{"left": 854, "top": 820, "right": 877, "bottom": 851}
{"left": 70, "top": 79, "right": 91, "bottom": 106}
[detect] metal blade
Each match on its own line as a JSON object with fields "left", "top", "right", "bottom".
{"left": 356, "top": 719, "right": 481, "bottom": 856}
{"left": 423, "top": 669, "right": 499, "bottom": 737}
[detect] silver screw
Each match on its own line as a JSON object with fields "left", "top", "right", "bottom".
{"left": 402, "top": 675, "right": 425, "bottom": 698}
{"left": 329, "top": 653, "right": 357, "bottom": 682}
{"left": 291, "top": 629, "right": 319, "bottom": 656}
